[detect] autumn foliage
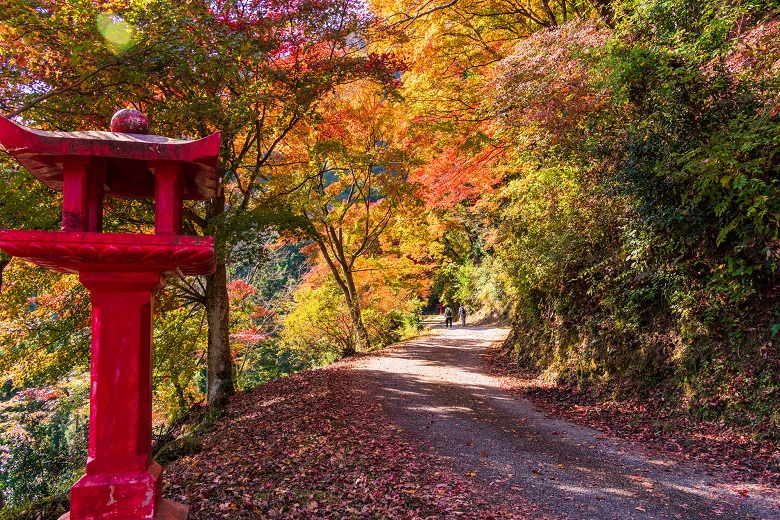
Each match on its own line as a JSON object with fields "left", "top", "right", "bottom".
{"left": 381, "top": 0, "right": 780, "bottom": 468}
{"left": 2, "top": 0, "right": 780, "bottom": 516}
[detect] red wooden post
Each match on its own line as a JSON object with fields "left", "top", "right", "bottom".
{"left": 63, "top": 270, "right": 192, "bottom": 519}
{"left": 68, "top": 271, "right": 164, "bottom": 519}
{"left": 0, "top": 111, "right": 222, "bottom": 520}
{"left": 152, "top": 161, "right": 183, "bottom": 235}
{"left": 61, "top": 157, "right": 91, "bottom": 232}
{"left": 83, "top": 271, "right": 161, "bottom": 475}
{"left": 86, "top": 164, "right": 105, "bottom": 233}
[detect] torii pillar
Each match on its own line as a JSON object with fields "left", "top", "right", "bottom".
{"left": 0, "top": 110, "right": 221, "bottom": 519}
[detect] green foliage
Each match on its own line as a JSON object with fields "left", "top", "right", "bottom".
{"left": 0, "top": 494, "right": 69, "bottom": 520}
{"left": 152, "top": 303, "right": 209, "bottom": 421}
{"left": 364, "top": 297, "right": 426, "bottom": 346}
{"left": 281, "top": 280, "right": 424, "bottom": 359}
{"left": 0, "top": 378, "right": 89, "bottom": 508}
{"left": 485, "top": 2, "right": 780, "bottom": 431}
{"left": 0, "top": 164, "right": 60, "bottom": 232}
{"left": 0, "top": 265, "right": 91, "bottom": 387}
{"left": 228, "top": 240, "right": 313, "bottom": 390}
{"left": 434, "top": 261, "right": 502, "bottom": 312}
{"left": 492, "top": 165, "right": 604, "bottom": 293}
{"left": 281, "top": 284, "right": 360, "bottom": 358}
{"left": 235, "top": 340, "right": 316, "bottom": 390}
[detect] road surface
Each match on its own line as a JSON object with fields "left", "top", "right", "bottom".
{"left": 355, "top": 322, "right": 780, "bottom": 520}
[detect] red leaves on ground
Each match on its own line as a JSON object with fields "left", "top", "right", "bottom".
{"left": 165, "top": 361, "right": 522, "bottom": 518}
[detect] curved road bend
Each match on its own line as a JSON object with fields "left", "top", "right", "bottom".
{"left": 354, "top": 323, "right": 780, "bottom": 520}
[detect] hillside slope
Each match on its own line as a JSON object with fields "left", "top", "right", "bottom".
{"left": 163, "top": 359, "right": 538, "bottom": 519}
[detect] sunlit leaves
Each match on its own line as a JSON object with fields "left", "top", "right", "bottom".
{"left": 0, "top": 263, "right": 90, "bottom": 387}
{"left": 152, "top": 301, "right": 208, "bottom": 423}
{"left": 96, "top": 11, "right": 138, "bottom": 55}
{"left": 0, "top": 375, "right": 89, "bottom": 506}
{"left": 267, "top": 81, "right": 430, "bottom": 355}
{"left": 489, "top": 20, "right": 609, "bottom": 152}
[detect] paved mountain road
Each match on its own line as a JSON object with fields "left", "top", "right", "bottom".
{"left": 354, "top": 323, "right": 780, "bottom": 520}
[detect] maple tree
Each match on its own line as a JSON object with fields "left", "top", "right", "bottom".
{"left": 268, "top": 82, "right": 421, "bottom": 354}
{"left": 369, "top": 0, "right": 612, "bottom": 201}
{"left": 0, "top": 0, "right": 402, "bottom": 407}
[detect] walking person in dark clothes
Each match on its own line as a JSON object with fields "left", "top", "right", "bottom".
{"left": 444, "top": 306, "right": 453, "bottom": 327}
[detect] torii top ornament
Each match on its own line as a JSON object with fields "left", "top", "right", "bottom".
{"left": 0, "top": 109, "right": 220, "bottom": 520}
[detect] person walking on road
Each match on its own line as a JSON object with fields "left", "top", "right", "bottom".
{"left": 458, "top": 304, "right": 467, "bottom": 326}
{"left": 444, "top": 306, "right": 453, "bottom": 327}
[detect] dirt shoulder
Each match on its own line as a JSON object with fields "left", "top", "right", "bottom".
{"left": 484, "top": 340, "right": 780, "bottom": 490}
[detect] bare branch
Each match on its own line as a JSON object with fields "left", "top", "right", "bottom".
{"left": 389, "top": 0, "right": 460, "bottom": 27}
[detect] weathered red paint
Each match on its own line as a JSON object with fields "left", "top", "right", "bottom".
{"left": 0, "top": 112, "right": 220, "bottom": 520}
{"left": 61, "top": 157, "right": 91, "bottom": 232}
{"left": 0, "top": 116, "right": 221, "bottom": 200}
{"left": 111, "top": 109, "right": 150, "bottom": 135}
{"left": 151, "top": 162, "right": 184, "bottom": 236}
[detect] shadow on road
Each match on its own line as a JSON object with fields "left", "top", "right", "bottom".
{"left": 355, "top": 325, "right": 780, "bottom": 520}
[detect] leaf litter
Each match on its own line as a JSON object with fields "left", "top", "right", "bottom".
{"left": 164, "top": 360, "right": 538, "bottom": 519}
{"left": 483, "top": 343, "right": 780, "bottom": 495}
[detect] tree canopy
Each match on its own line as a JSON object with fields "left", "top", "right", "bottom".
{"left": 2, "top": 0, "right": 780, "bottom": 513}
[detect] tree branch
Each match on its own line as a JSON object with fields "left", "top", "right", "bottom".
{"left": 4, "top": 43, "right": 150, "bottom": 118}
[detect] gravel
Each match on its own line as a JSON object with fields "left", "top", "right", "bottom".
{"left": 354, "top": 322, "right": 780, "bottom": 520}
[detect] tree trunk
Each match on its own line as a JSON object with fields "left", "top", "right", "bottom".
{"left": 204, "top": 196, "right": 234, "bottom": 407}
{"left": 342, "top": 269, "right": 371, "bottom": 354}
{"left": 205, "top": 261, "right": 234, "bottom": 407}
{"left": 313, "top": 237, "right": 371, "bottom": 355}
{"left": 347, "top": 298, "right": 371, "bottom": 355}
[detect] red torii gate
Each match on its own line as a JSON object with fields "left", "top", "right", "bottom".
{"left": 0, "top": 109, "right": 220, "bottom": 520}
